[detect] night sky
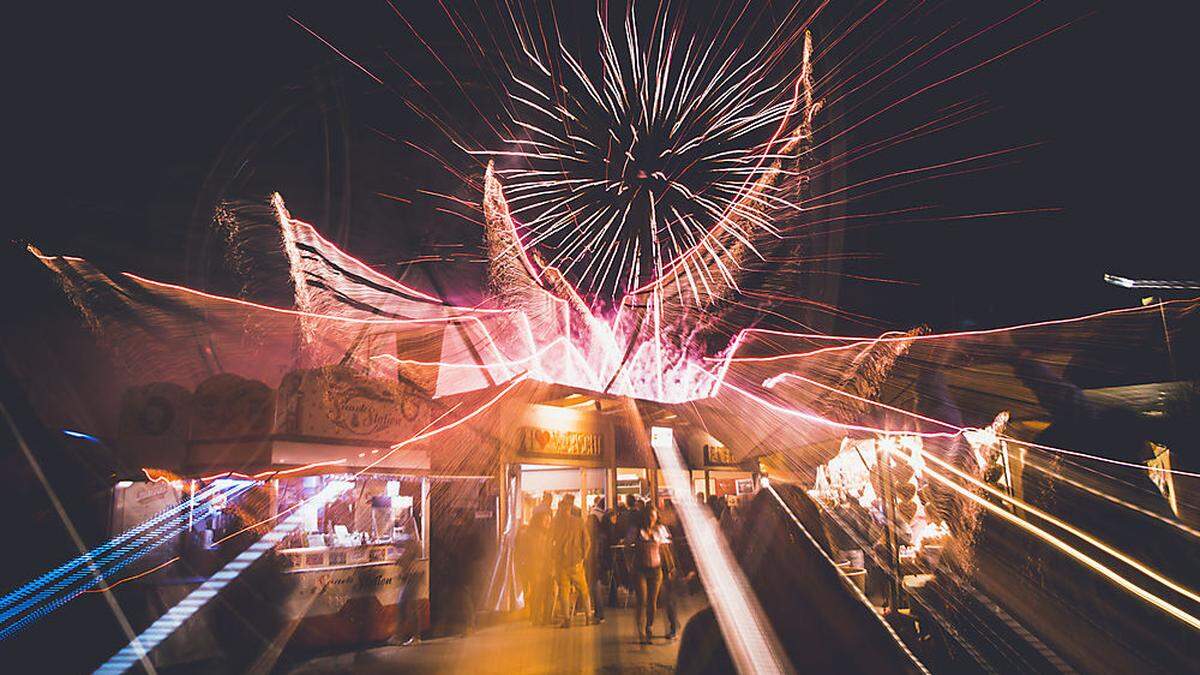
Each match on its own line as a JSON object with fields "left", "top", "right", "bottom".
{"left": 0, "top": 5, "right": 1195, "bottom": 668}
{"left": 6, "top": 1, "right": 1197, "bottom": 332}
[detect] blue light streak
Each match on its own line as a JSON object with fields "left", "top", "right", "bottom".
{"left": 95, "top": 480, "right": 352, "bottom": 673}
{"left": 0, "top": 482, "right": 256, "bottom": 640}
{"left": 62, "top": 429, "right": 103, "bottom": 443}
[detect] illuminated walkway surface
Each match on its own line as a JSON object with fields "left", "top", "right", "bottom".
{"left": 288, "top": 598, "right": 704, "bottom": 675}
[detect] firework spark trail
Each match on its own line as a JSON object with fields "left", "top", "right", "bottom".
{"left": 729, "top": 374, "right": 1200, "bottom": 500}
{"left": 799, "top": 142, "right": 1043, "bottom": 208}
{"left": 804, "top": 99, "right": 995, "bottom": 181}
{"left": 288, "top": 17, "right": 384, "bottom": 85}
{"left": 723, "top": 297, "right": 1200, "bottom": 357}
{"left": 763, "top": 369, "right": 1200, "bottom": 482}
{"left": 459, "top": 2, "right": 823, "bottom": 300}
{"left": 280, "top": 0, "right": 1080, "bottom": 346}
{"left": 33, "top": 242, "right": 1196, "bottom": 479}
{"left": 811, "top": 16, "right": 1079, "bottom": 160}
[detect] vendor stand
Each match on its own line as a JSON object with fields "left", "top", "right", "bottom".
{"left": 109, "top": 367, "right": 439, "bottom": 667}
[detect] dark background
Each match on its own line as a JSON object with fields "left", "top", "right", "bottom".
{"left": 5, "top": 1, "right": 1196, "bottom": 333}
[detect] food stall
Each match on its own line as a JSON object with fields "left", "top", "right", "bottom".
{"left": 110, "top": 366, "right": 439, "bottom": 665}
{"left": 274, "top": 472, "right": 427, "bottom": 648}
{"left": 666, "top": 426, "right": 756, "bottom": 510}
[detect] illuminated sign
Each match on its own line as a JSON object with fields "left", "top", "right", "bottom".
{"left": 521, "top": 427, "right": 602, "bottom": 459}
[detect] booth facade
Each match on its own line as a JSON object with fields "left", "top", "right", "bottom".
{"left": 111, "top": 367, "right": 439, "bottom": 662}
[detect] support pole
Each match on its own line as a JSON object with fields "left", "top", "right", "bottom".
{"left": 420, "top": 476, "right": 430, "bottom": 559}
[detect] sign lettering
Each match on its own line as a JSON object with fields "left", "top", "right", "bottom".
{"left": 521, "top": 427, "right": 602, "bottom": 459}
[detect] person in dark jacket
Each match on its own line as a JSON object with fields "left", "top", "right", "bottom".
{"left": 655, "top": 509, "right": 680, "bottom": 639}
{"left": 604, "top": 506, "right": 623, "bottom": 607}
{"left": 586, "top": 497, "right": 608, "bottom": 621}
{"left": 551, "top": 493, "right": 595, "bottom": 627}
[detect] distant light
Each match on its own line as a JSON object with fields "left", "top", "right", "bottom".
{"left": 115, "top": 481, "right": 133, "bottom": 489}
{"left": 62, "top": 429, "right": 102, "bottom": 443}
{"left": 759, "top": 476, "right": 771, "bottom": 489}
{"left": 1104, "top": 274, "right": 1200, "bottom": 290}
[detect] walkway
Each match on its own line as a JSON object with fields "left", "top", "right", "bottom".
{"left": 288, "top": 597, "right": 704, "bottom": 675}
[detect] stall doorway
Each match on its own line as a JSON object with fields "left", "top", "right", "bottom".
{"left": 519, "top": 464, "right": 607, "bottom": 522}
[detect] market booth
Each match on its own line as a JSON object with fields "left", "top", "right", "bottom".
{"left": 111, "top": 363, "right": 774, "bottom": 656}
{"left": 499, "top": 390, "right": 667, "bottom": 524}
{"left": 112, "top": 366, "right": 442, "bottom": 664}
{"left": 672, "top": 426, "right": 757, "bottom": 508}
{"left": 508, "top": 394, "right": 615, "bottom": 521}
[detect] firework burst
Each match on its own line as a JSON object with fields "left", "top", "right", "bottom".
{"left": 478, "top": 1, "right": 813, "bottom": 303}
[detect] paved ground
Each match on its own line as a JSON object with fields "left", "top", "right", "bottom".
{"left": 287, "top": 596, "right": 704, "bottom": 675}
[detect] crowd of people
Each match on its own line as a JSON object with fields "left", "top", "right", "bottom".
{"left": 515, "top": 492, "right": 695, "bottom": 644}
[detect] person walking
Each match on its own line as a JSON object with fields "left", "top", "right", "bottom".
{"left": 532, "top": 492, "right": 554, "bottom": 523}
{"left": 656, "top": 504, "right": 681, "bottom": 640}
{"left": 586, "top": 498, "right": 608, "bottom": 622}
{"left": 626, "top": 505, "right": 665, "bottom": 644}
{"left": 551, "top": 493, "right": 596, "bottom": 627}
{"left": 604, "top": 507, "right": 623, "bottom": 608}
{"left": 520, "top": 509, "right": 554, "bottom": 625}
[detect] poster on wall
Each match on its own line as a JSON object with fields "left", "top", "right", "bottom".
{"left": 276, "top": 366, "right": 437, "bottom": 443}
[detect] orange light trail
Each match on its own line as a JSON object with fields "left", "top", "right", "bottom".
{"left": 765, "top": 370, "right": 1200, "bottom": 481}
{"left": 908, "top": 455, "right": 1200, "bottom": 631}
{"left": 740, "top": 371, "right": 1200, "bottom": 627}
{"left": 916, "top": 447, "right": 1200, "bottom": 607}
{"left": 83, "top": 557, "right": 180, "bottom": 595}
{"left": 1020, "top": 455, "right": 1200, "bottom": 539}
